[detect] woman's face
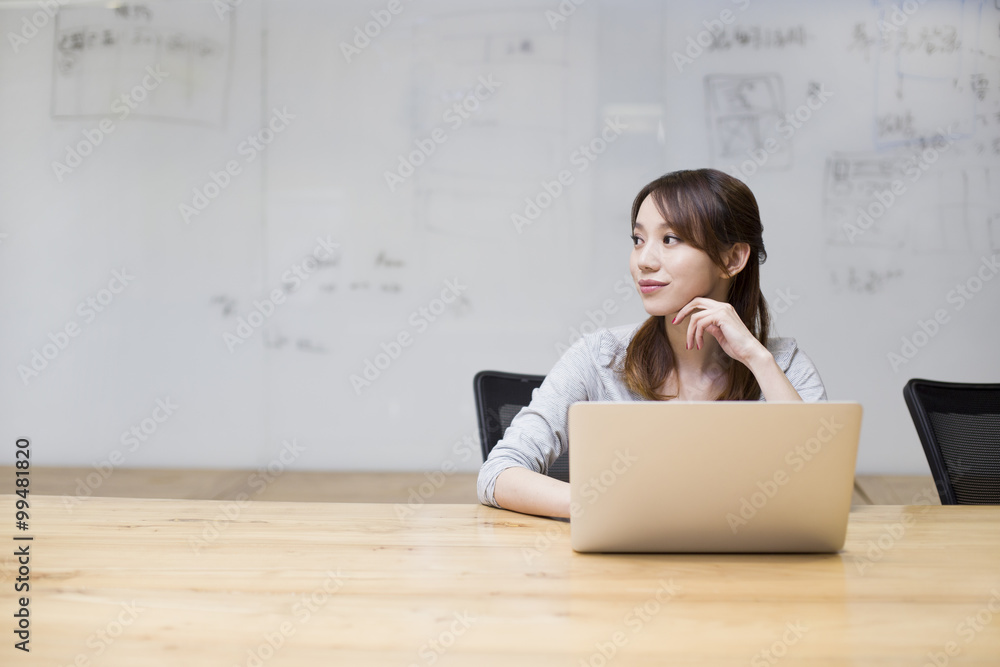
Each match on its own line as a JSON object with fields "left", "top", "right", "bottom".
{"left": 629, "top": 194, "right": 730, "bottom": 318}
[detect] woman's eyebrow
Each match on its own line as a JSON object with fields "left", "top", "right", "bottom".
{"left": 633, "top": 220, "right": 671, "bottom": 232}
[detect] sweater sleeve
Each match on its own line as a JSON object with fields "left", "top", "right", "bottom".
{"left": 784, "top": 344, "right": 828, "bottom": 402}
{"left": 476, "top": 336, "right": 596, "bottom": 508}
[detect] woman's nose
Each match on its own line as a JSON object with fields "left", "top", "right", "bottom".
{"left": 637, "top": 244, "right": 659, "bottom": 271}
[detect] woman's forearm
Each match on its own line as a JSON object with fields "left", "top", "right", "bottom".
{"left": 493, "top": 466, "right": 571, "bottom": 518}
{"left": 747, "top": 348, "right": 803, "bottom": 402}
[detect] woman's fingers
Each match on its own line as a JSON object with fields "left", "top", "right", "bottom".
{"left": 687, "top": 308, "right": 710, "bottom": 350}
{"left": 703, "top": 322, "right": 724, "bottom": 351}
{"left": 673, "top": 297, "right": 713, "bottom": 326}
{"left": 675, "top": 298, "right": 761, "bottom": 364}
{"left": 676, "top": 298, "right": 746, "bottom": 352}
{"left": 694, "top": 313, "right": 706, "bottom": 350}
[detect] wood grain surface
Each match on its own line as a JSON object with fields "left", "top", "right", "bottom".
{"left": 1, "top": 495, "right": 996, "bottom": 666}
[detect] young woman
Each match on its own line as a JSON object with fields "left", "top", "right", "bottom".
{"left": 477, "top": 168, "right": 827, "bottom": 518}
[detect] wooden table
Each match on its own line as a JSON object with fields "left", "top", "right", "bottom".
{"left": 2, "top": 496, "right": 998, "bottom": 665}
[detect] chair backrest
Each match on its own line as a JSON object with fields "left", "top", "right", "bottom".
{"left": 473, "top": 370, "right": 569, "bottom": 483}
{"left": 903, "top": 378, "right": 1000, "bottom": 505}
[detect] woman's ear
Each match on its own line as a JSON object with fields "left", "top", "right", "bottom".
{"left": 721, "top": 242, "right": 751, "bottom": 278}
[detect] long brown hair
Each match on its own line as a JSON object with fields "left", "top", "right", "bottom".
{"left": 621, "top": 169, "right": 770, "bottom": 401}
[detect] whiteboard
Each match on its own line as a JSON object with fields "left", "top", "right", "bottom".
{"left": 0, "top": 0, "right": 997, "bottom": 479}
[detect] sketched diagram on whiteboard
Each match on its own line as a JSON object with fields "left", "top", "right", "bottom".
{"left": 823, "top": 151, "right": 1000, "bottom": 292}
{"left": 823, "top": 153, "right": 908, "bottom": 249}
{"left": 862, "top": 0, "right": 979, "bottom": 150}
{"left": 825, "top": 152, "right": 1000, "bottom": 250}
{"left": 51, "top": 2, "right": 233, "bottom": 125}
{"left": 704, "top": 73, "right": 791, "bottom": 171}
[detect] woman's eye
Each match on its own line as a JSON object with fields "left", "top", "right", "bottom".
{"left": 630, "top": 234, "right": 643, "bottom": 245}
{"left": 664, "top": 235, "right": 680, "bottom": 245}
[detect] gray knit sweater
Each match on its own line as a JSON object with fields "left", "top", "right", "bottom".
{"left": 477, "top": 322, "right": 828, "bottom": 508}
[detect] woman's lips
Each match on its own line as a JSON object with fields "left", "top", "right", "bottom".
{"left": 638, "top": 281, "right": 667, "bottom": 294}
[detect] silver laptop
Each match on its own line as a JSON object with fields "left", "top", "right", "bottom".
{"left": 568, "top": 401, "right": 862, "bottom": 553}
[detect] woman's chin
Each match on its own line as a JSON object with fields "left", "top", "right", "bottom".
{"left": 641, "top": 304, "right": 676, "bottom": 318}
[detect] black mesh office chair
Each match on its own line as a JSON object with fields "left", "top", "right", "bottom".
{"left": 473, "top": 370, "right": 569, "bottom": 483}
{"left": 903, "top": 378, "right": 1000, "bottom": 505}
